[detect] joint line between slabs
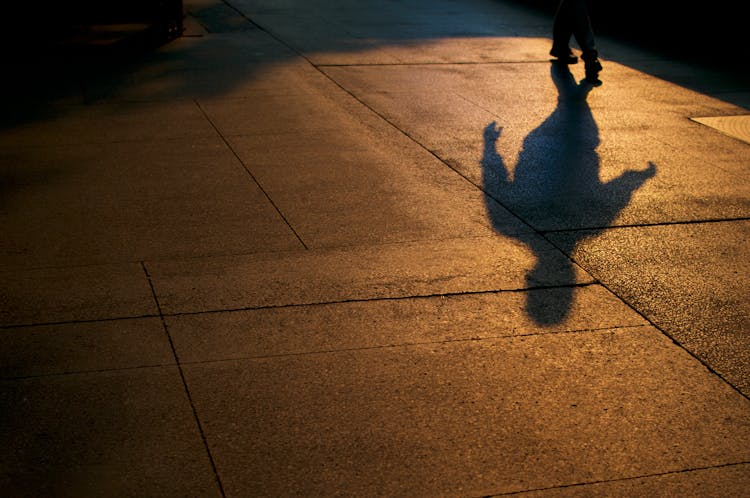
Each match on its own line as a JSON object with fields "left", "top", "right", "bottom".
{"left": 540, "top": 216, "right": 750, "bottom": 235}
{"left": 0, "top": 283, "right": 599, "bottom": 330}
{"left": 486, "top": 460, "right": 750, "bottom": 496}
{"left": 571, "top": 267, "right": 750, "bottom": 402}
{"left": 0, "top": 362, "right": 179, "bottom": 381}
{"left": 141, "top": 262, "right": 227, "bottom": 498}
{"left": 192, "top": 99, "right": 309, "bottom": 250}
{"left": 0, "top": 313, "right": 161, "bottom": 331}
{"left": 161, "top": 282, "right": 601, "bottom": 319}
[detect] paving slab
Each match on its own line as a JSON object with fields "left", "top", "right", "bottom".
{"left": 0, "top": 367, "right": 220, "bottom": 497}
{"left": 0, "top": 100, "right": 216, "bottom": 148}
{"left": 147, "top": 236, "right": 594, "bottom": 315}
{"left": 80, "top": 28, "right": 302, "bottom": 103}
{"left": 225, "top": 128, "right": 525, "bottom": 247}
{"left": 0, "top": 263, "right": 156, "bottom": 327}
{"left": 548, "top": 221, "right": 750, "bottom": 397}
{"left": 197, "top": 91, "right": 376, "bottom": 137}
{"left": 308, "top": 37, "right": 556, "bottom": 66}
{"left": 166, "top": 284, "right": 647, "bottom": 363}
{"left": 183, "top": 327, "right": 750, "bottom": 496}
{"left": 0, "top": 318, "right": 174, "bottom": 379}
{"left": 601, "top": 50, "right": 750, "bottom": 111}
{"left": 1, "top": 137, "right": 302, "bottom": 268}
{"left": 2, "top": 0, "right": 748, "bottom": 494}
{"left": 322, "top": 60, "right": 749, "bottom": 231}
{"left": 240, "top": 0, "right": 551, "bottom": 66}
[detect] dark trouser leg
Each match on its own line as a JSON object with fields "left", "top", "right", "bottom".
{"left": 551, "top": 1, "right": 574, "bottom": 54}
{"left": 567, "top": 0, "right": 598, "bottom": 60}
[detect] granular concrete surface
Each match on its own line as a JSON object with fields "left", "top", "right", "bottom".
{"left": 1, "top": 0, "right": 749, "bottom": 496}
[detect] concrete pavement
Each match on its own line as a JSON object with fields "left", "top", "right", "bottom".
{"left": 2, "top": 0, "right": 749, "bottom": 495}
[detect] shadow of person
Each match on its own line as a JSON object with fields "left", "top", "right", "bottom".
{"left": 482, "top": 62, "right": 656, "bottom": 325}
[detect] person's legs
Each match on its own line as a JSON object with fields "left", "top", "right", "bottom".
{"left": 567, "top": 0, "right": 601, "bottom": 83}
{"left": 568, "top": 0, "right": 597, "bottom": 61}
{"left": 550, "top": 1, "right": 578, "bottom": 63}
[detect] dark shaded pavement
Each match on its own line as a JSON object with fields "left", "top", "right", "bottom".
{"left": 1, "top": 0, "right": 749, "bottom": 495}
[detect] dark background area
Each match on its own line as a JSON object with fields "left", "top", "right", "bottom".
{"left": 3, "top": 0, "right": 184, "bottom": 56}
{"left": 5, "top": 0, "right": 183, "bottom": 28}
{"left": 3, "top": 1, "right": 746, "bottom": 68}
{"left": 1, "top": 1, "right": 746, "bottom": 78}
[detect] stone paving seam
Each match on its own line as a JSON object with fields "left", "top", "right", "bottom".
{"left": 485, "top": 460, "right": 750, "bottom": 497}
{"left": 552, "top": 243, "right": 750, "bottom": 402}
{"left": 156, "top": 282, "right": 599, "bottom": 318}
{"left": 538, "top": 216, "right": 750, "bottom": 235}
{"left": 0, "top": 314, "right": 162, "bottom": 331}
{"left": 0, "top": 363, "right": 181, "bottom": 382}
{"left": 193, "top": 99, "right": 309, "bottom": 250}
{"left": 141, "top": 261, "right": 228, "bottom": 497}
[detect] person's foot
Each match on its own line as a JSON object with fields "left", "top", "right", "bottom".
{"left": 584, "top": 58, "right": 602, "bottom": 85}
{"left": 550, "top": 47, "right": 578, "bottom": 64}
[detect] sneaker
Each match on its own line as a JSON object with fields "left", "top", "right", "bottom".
{"left": 584, "top": 58, "right": 602, "bottom": 85}
{"left": 550, "top": 47, "right": 578, "bottom": 64}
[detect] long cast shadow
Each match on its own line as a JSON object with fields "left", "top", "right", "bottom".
{"left": 482, "top": 63, "right": 656, "bottom": 325}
